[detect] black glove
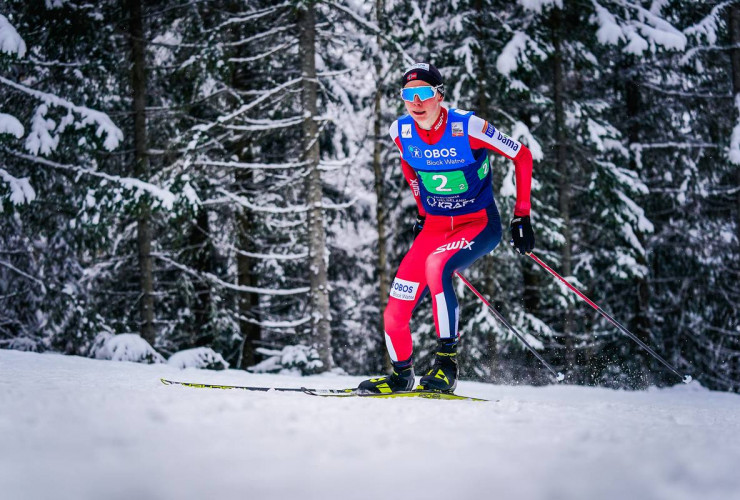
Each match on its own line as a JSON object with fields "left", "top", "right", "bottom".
{"left": 412, "top": 215, "right": 425, "bottom": 239}
{"left": 510, "top": 215, "right": 535, "bottom": 255}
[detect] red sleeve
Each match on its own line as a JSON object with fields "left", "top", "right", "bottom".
{"left": 469, "top": 131, "right": 533, "bottom": 217}
{"left": 512, "top": 145, "right": 532, "bottom": 217}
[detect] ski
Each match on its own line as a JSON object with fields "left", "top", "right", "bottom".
{"left": 161, "top": 378, "right": 488, "bottom": 401}
{"left": 160, "top": 378, "right": 355, "bottom": 395}
{"left": 302, "top": 388, "right": 488, "bottom": 402}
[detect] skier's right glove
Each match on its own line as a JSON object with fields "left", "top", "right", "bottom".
{"left": 412, "top": 215, "right": 425, "bottom": 239}
{"left": 510, "top": 215, "right": 535, "bottom": 255}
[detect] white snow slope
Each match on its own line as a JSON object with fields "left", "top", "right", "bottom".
{"left": 1, "top": 349, "right": 739, "bottom": 500}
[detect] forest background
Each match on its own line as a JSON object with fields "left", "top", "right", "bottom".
{"left": 1, "top": 0, "right": 738, "bottom": 392}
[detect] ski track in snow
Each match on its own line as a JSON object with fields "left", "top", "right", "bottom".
{"left": 1, "top": 349, "right": 739, "bottom": 500}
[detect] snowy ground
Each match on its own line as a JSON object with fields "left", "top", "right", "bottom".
{"left": 1, "top": 350, "right": 739, "bottom": 500}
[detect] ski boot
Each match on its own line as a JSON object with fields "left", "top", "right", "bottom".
{"left": 357, "top": 359, "right": 415, "bottom": 394}
{"left": 419, "top": 339, "right": 458, "bottom": 393}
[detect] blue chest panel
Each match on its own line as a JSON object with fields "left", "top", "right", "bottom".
{"left": 397, "top": 109, "right": 494, "bottom": 216}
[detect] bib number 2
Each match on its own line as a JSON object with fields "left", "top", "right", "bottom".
{"left": 419, "top": 170, "right": 468, "bottom": 195}
{"left": 432, "top": 174, "right": 451, "bottom": 192}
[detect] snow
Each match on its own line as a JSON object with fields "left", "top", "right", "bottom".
{"left": 0, "top": 14, "right": 26, "bottom": 58}
{"left": 167, "top": 347, "right": 229, "bottom": 370}
{"left": 7, "top": 149, "right": 177, "bottom": 209}
{"left": 589, "top": 0, "right": 686, "bottom": 55}
{"left": 518, "top": 0, "right": 563, "bottom": 13}
{"left": 496, "top": 31, "right": 546, "bottom": 76}
{"left": 0, "top": 168, "right": 36, "bottom": 205}
{"left": 91, "top": 333, "right": 166, "bottom": 364}
{"left": 0, "top": 112, "right": 24, "bottom": 138}
{"left": 592, "top": 2, "right": 623, "bottom": 45}
{"left": 729, "top": 95, "right": 740, "bottom": 166}
{"left": 0, "top": 76, "right": 123, "bottom": 152}
{"left": 25, "top": 104, "right": 60, "bottom": 156}
{"left": 251, "top": 345, "right": 324, "bottom": 375}
{"left": 2, "top": 349, "right": 740, "bottom": 500}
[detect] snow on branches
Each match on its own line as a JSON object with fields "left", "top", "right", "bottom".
{"left": 590, "top": 0, "right": 686, "bottom": 55}
{"left": 0, "top": 77, "right": 123, "bottom": 154}
{"left": 0, "top": 14, "right": 26, "bottom": 58}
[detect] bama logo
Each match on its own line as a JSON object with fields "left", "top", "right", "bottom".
{"left": 389, "top": 278, "right": 419, "bottom": 301}
{"left": 433, "top": 238, "right": 475, "bottom": 255}
{"left": 496, "top": 132, "right": 520, "bottom": 152}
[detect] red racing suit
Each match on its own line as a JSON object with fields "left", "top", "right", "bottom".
{"left": 383, "top": 106, "right": 533, "bottom": 362}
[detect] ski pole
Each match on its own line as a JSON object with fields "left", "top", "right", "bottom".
{"left": 527, "top": 253, "right": 692, "bottom": 384}
{"left": 455, "top": 272, "right": 565, "bottom": 382}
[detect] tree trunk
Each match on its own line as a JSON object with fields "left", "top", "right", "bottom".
{"left": 128, "top": 0, "right": 155, "bottom": 345}
{"left": 190, "top": 208, "right": 213, "bottom": 347}
{"left": 236, "top": 158, "right": 261, "bottom": 369}
{"left": 373, "top": 0, "right": 392, "bottom": 373}
{"left": 729, "top": 3, "right": 740, "bottom": 247}
{"left": 474, "top": 0, "right": 499, "bottom": 379}
{"left": 625, "top": 65, "right": 651, "bottom": 347}
{"left": 551, "top": 7, "right": 574, "bottom": 371}
{"left": 298, "top": 2, "right": 333, "bottom": 371}
{"left": 223, "top": 0, "right": 262, "bottom": 369}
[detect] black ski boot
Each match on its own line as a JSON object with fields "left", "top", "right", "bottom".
{"left": 357, "top": 360, "right": 415, "bottom": 394}
{"left": 419, "top": 340, "right": 458, "bottom": 393}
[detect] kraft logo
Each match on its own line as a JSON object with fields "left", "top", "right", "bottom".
{"left": 424, "top": 148, "right": 457, "bottom": 159}
{"left": 389, "top": 278, "right": 419, "bottom": 301}
{"left": 407, "top": 145, "right": 422, "bottom": 158}
{"left": 433, "top": 238, "right": 475, "bottom": 255}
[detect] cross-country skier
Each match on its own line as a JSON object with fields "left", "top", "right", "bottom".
{"left": 358, "top": 62, "right": 535, "bottom": 394}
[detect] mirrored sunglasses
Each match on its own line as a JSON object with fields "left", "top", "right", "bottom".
{"left": 400, "top": 85, "right": 440, "bottom": 102}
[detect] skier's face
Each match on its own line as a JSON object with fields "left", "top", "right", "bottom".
{"left": 402, "top": 80, "right": 443, "bottom": 130}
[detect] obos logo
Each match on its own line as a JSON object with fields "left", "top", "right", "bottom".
{"left": 407, "top": 145, "right": 422, "bottom": 159}
{"left": 424, "top": 148, "right": 457, "bottom": 159}
{"left": 390, "top": 278, "right": 419, "bottom": 301}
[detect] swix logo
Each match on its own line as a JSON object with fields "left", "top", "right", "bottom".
{"left": 410, "top": 179, "right": 420, "bottom": 196}
{"left": 433, "top": 238, "right": 475, "bottom": 255}
{"left": 407, "top": 145, "right": 422, "bottom": 158}
{"left": 432, "top": 112, "right": 445, "bottom": 131}
{"left": 424, "top": 148, "right": 457, "bottom": 159}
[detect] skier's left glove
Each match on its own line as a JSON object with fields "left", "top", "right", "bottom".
{"left": 412, "top": 215, "right": 425, "bottom": 239}
{"left": 510, "top": 215, "right": 535, "bottom": 255}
